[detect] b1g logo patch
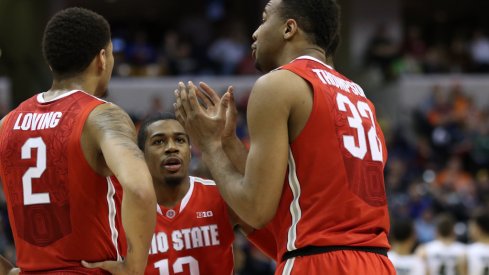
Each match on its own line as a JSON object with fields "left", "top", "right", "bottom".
{"left": 196, "top": 211, "right": 213, "bottom": 218}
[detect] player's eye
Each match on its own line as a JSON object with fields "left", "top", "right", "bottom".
{"left": 152, "top": 139, "right": 164, "bottom": 145}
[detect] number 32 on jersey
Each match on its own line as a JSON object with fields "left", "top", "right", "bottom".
{"left": 336, "top": 93, "right": 383, "bottom": 162}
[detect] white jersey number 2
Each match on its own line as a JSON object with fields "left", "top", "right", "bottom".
{"left": 154, "top": 256, "right": 199, "bottom": 275}
{"left": 336, "top": 93, "right": 383, "bottom": 162}
{"left": 22, "top": 137, "right": 50, "bottom": 205}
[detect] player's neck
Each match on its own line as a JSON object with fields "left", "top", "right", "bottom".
{"left": 154, "top": 178, "right": 190, "bottom": 208}
{"left": 392, "top": 241, "right": 415, "bottom": 255}
{"left": 437, "top": 235, "right": 456, "bottom": 244}
{"left": 47, "top": 76, "right": 97, "bottom": 97}
{"left": 296, "top": 45, "right": 327, "bottom": 63}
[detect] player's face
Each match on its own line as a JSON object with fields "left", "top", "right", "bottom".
{"left": 96, "top": 41, "right": 114, "bottom": 98}
{"left": 143, "top": 119, "right": 191, "bottom": 185}
{"left": 251, "top": 0, "right": 285, "bottom": 72}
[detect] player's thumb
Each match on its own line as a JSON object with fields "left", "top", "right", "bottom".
{"left": 219, "top": 92, "right": 230, "bottom": 116}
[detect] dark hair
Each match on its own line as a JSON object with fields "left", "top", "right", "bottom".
{"left": 137, "top": 112, "right": 178, "bottom": 151}
{"left": 390, "top": 219, "right": 415, "bottom": 242}
{"left": 436, "top": 213, "right": 455, "bottom": 238}
{"left": 472, "top": 208, "right": 489, "bottom": 235}
{"left": 279, "top": 0, "right": 341, "bottom": 56}
{"left": 42, "top": 7, "right": 111, "bottom": 78}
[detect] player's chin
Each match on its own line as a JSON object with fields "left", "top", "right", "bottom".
{"left": 164, "top": 174, "right": 185, "bottom": 186}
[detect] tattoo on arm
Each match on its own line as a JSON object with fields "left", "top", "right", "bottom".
{"left": 91, "top": 104, "right": 144, "bottom": 160}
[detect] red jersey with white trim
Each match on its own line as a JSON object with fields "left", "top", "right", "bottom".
{"left": 266, "top": 56, "right": 391, "bottom": 261}
{"left": 145, "top": 176, "right": 234, "bottom": 275}
{"left": 0, "top": 91, "right": 126, "bottom": 274}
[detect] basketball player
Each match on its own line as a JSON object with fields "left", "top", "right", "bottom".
{"left": 175, "top": 0, "right": 394, "bottom": 273}
{"left": 416, "top": 213, "right": 466, "bottom": 275}
{"left": 0, "top": 8, "right": 156, "bottom": 274}
{"left": 388, "top": 219, "right": 426, "bottom": 275}
{"left": 132, "top": 112, "right": 275, "bottom": 274}
{"left": 467, "top": 208, "right": 489, "bottom": 275}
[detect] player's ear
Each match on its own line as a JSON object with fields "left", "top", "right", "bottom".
{"left": 97, "top": 48, "right": 107, "bottom": 71}
{"left": 283, "top": 19, "right": 298, "bottom": 40}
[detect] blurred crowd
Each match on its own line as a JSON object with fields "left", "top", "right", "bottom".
{"left": 387, "top": 82, "right": 489, "bottom": 244}
{"left": 365, "top": 24, "right": 489, "bottom": 82}
{"left": 1, "top": 7, "right": 489, "bottom": 273}
{"left": 110, "top": 20, "right": 257, "bottom": 77}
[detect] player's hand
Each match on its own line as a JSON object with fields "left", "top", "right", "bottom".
{"left": 82, "top": 260, "right": 142, "bottom": 275}
{"left": 196, "top": 82, "right": 237, "bottom": 140}
{"left": 174, "top": 81, "right": 231, "bottom": 150}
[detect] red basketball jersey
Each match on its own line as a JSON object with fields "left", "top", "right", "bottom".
{"left": 145, "top": 176, "right": 235, "bottom": 275}
{"left": 265, "top": 56, "right": 391, "bottom": 262}
{"left": 0, "top": 91, "right": 126, "bottom": 273}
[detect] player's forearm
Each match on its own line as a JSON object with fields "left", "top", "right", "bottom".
{"left": 121, "top": 179, "right": 156, "bottom": 274}
{"left": 222, "top": 135, "right": 248, "bottom": 174}
{"left": 201, "top": 142, "right": 267, "bottom": 228}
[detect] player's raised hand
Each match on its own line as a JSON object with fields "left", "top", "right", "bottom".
{"left": 197, "top": 82, "right": 237, "bottom": 140}
{"left": 174, "top": 81, "right": 231, "bottom": 151}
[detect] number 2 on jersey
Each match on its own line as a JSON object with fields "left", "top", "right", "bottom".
{"left": 22, "top": 137, "right": 50, "bottom": 205}
{"left": 336, "top": 93, "right": 383, "bottom": 162}
{"left": 154, "top": 256, "right": 199, "bottom": 275}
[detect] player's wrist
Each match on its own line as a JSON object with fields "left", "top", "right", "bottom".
{"left": 199, "top": 139, "right": 222, "bottom": 154}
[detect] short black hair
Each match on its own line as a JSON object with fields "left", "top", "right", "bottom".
{"left": 137, "top": 112, "right": 178, "bottom": 151}
{"left": 472, "top": 208, "right": 489, "bottom": 235}
{"left": 436, "top": 213, "right": 455, "bottom": 238}
{"left": 390, "top": 219, "right": 415, "bottom": 242}
{"left": 42, "top": 7, "right": 111, "bottom": 78}
{"left": 279, "top": 0, "right": 341, "bottom": 56}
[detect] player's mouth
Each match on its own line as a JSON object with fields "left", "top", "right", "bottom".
{"left": 251, "top": 44, "right": 257, "bottom": 59}
{"left": 162, "top": 157, "right": 182, "bottom": 172}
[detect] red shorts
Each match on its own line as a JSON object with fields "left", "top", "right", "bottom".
{"left": 275, "top": 250, "right": 395, "bottom": 275}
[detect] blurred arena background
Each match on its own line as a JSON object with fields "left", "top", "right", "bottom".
{"left": 1, "top": 0, "right": 489, "bottom": 273}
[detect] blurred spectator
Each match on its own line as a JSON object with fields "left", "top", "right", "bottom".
{"left": 398, "top": 25, "right": 427, "bottom": 74}
{"left": 423, "top": 45, "right": 450, "bottom": 73}
{"left": 415, "top": 213, "right": 467, "bottom": 275}
{"left": 208, "top": 22, "right": 248, "bottom": 75}
{"left": 448, "top": 35, "right": 471, "bottom": 73}
{"left": 469, "top": 29, "right": 489, "bottom": 72}
{"left": 388, "top": 218, "right": 426, "bottom": 275}
{"left": 233, "top": 232, "right": 274, "bottom": 275}
{"left": 414, "top": 207, "right": 437, "bottom": 243}
{"left": 125, "top": 31, "right": 158, "bottom": 75}
{"left": 365, "top": 24, "right": 400, "bottom": 81}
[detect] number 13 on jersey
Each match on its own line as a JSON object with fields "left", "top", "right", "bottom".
{"left": 154, "top": 256, "right": 199, "bottom": 275}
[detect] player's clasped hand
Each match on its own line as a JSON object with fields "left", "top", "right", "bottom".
{"left": 174, "top": 81, "right": 232, "bottom": 151}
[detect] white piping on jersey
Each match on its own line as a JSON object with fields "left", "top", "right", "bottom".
{"left": 192, "top": 176, "right": 216, "bottom": 186}
{"left": 282, "top": 258, "right": 295, "bottom": 275}
{"left": 295, "top": 55, "right": 333, "bottom": 70}
{"left": 286, "top": 147, "right": 302, "bottom": 252}
{"left": 179, "top": 176, "right": 196, "bottom": 212}
{"left": 155, "top": 176, "right": 215, "bottom": 215}
{"left": 36, "top": 90, "right": 108, "bottom": 103}
{"left": 156, "top": 204, "right": 163, "bottom": 215}
{"left": 106, "top": 177, "right": 122, "bottom": 261}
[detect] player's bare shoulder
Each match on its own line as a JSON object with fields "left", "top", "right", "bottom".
{"left": 87, "top": 103, "right": 141, "bottom": 152}
{"left": 88, "top": 102, "right": 135, "bottom": 138}
{"left": 83, "top": 103, "right": 144, "bottom": 175}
